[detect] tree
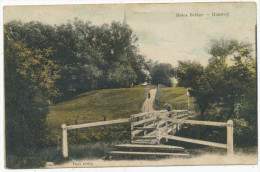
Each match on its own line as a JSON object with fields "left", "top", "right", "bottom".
{"left": 206, "top": 40, "right": 255, "bottom": 120}
{"left": 208, "top": 39, "right": 236, "bottom": 66}
{"left": 4, "top": 19, "right": 148, "bottom": 100}
{"left": 150, "top": 63, "right": 174, "bottom": 86}
{"left": 176, "top": 60, "right": 204, "bottom": 88}
{"left": 53, "top": 20, "right": 147, "bottom": 94}
{"left": 87, "top": 21, "right": 146, "bottom": 88}
{"left": 4, "top": 38, "right": 60, "bottom": 155}
{"left": 208, "top": 39, "right": 253, "bottom": 67}
{"left": 182, "top": 39, "right": 256, "bottom": 146}
{"left": 108, "top": 64, "right": 137, "bottom": 88}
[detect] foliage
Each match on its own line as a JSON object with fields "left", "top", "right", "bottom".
{"left": 4, "top": 39, "right": 59, "bottom": 169}
{"left": 177, "top": 61, "right": 204, "bottom": 88}
{"left": 207, "top": 39, "right": 252, "bottom": 66}
{"left": 4, "top": 38, "right": 60, "bottom": 155}
{"left": 6, "top": 156, "right": 46, "bottom": 169}
{"left": 176, "top": 39, "right": 257, "bottom": 146}
{"left": 150, "top": 63, "right": 174, "bottom": 86}
{"left": 53, "top": 20, "right": 147, "bottom": 95}
{"left": 108, "top": 64, "right": 137, "bottom": 88}
{"left": 4, "top": 19, "right": 149, "bottom": 101}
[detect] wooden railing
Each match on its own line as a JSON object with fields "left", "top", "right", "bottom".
{"left": 60, "top": 110, "right": 233, "bottom": 158}
{"left": 162, "top": 119, "right": 234, "bottom": 156}
{"left": 131, "top": 111, "right": 233, "bottom": 156}
{"left": 131, "top": 110, "right": 193, "bottom": 144}
{"left": 61, "top": 118, "right": 131, "bottom": 158}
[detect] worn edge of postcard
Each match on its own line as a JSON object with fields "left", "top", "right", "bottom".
{"left": 0, "top": 0, "right": 260, "bottom": 171}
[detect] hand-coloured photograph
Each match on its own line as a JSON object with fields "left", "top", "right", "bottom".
{"left": 3, "top": 2, "right": 257, "bottom": 169}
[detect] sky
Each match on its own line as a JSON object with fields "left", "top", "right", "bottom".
{"left": 3, "top": 2, "right": 257, "bottom": 67}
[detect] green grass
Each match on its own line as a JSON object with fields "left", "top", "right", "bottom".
{"left": 48, "top": 87, "right": 145, "bottom": 126}
{"left": 7, "top": 141, "right": 129, "bottom": 167}
{"left": 155, "top": 87, "right": 195, "bottom": 110}
{"left": 39, "top": 140, "right": 131, "bottom": 164}
{"left": 187, "top": 146, "right": 258, "bottom": 156}
{"left": 46, "top": 87, "right": 146, "bottom": 146}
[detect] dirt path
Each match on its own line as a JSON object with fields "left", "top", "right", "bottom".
{"left": 142, "top": 88, "right": 157, "bottom": 112}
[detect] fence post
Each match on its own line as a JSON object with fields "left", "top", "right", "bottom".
{"left": 131, "top": 116, "right": 134, "bottom": 143}
{"left": 61, "top": 124, "right": 68, "bottom": 158}
{"left": 144, "top": 115, "right": 147, "bottom": 136}
{"left": 227, "top": 120, "right": 233, "bottom": 156}
{"left": 165, "top": 122, "right": 169, "bottom": 142}
{"left": 153, "top": 113, "right": 156, "bottom": 126}
{"left": 156, "top": 117, "right": 161, "bottom": 144}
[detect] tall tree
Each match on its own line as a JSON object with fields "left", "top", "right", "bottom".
{"left": 4, "top": 38, "right": 60, "bottom": 154}
{"left": 176, "top": 60, "right": 204, "bottom": 88}
{"left": 150, "top": 63, "right": 174, "bottom": 86}
{"left": 178, "top": 39, "right": 256, "bottom": 146}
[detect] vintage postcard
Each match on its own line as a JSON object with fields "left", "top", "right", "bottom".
{"left": 2, "top": 1, "right": 258, "bottom": 169}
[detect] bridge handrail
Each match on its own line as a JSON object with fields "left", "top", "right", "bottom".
{"left": 131, "top": 110, "right": 166, "bottom": 118}
{"left": 132, "top": 110, "right": 195, "bottom": 128}
{"left": 162, "top": 119, "right": 234, "bottom": 155}
{"left": 66, "top": 118, "right": 130, "bottom": 130}
{"left": 133, "top": 117, "right": 156, "bottom": 126}
{"left": 167, "top": 119, "right": 229, "bottom": 127}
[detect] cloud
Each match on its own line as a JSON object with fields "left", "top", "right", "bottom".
{"left": 135, "top": 30, "right": 176, "bottom": 46}
{"left": 4, "top": 3, "right": 256, "bottom": 67}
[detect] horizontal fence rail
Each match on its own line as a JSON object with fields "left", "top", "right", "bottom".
{"left": 162, "top": 119, "right": 233, "bottom": 156}
{"left": 132, "top": 110, "right": 166, "bottom": 118}
{"left": 164, "top": 135, "right": 227, "bottom": 149}
{"left": 130, "top": 110, "right": 196, "bottom": 145}
{"left": 66, "top": 118, "right": 130, "bottom": 130}
{"left": 61, "top": 118, "right": 131, "bottom": 158}
{"left": 167, "top": 119, "right": 229, "bottom": 127}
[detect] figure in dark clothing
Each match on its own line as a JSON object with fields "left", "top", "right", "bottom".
{"left": 148, "top": 91, "right": 151, "bottom": 99}
{"left": 164, "top": 103, "right": 172, "bottom": 112}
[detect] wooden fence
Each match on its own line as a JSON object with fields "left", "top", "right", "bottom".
{"left": 61, "top": 118, "right": 130, "bottom": 158}
{"left": 130, "top": 110, "right": 191, "bottom": 144}
{"left": 60, "top": 110, "right": 233, "bottom": 158}
{"left": 161, "top": 119, "right": 234, "bottom": 156}
{"left": 131, "top": 111, "right": 233, "bottom": 156}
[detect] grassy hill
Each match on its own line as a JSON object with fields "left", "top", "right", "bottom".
{"left": 47, "top": 87, "right": 146, "bottom": 127}
{"left": 46, "top": 87, "right": 146, "bottom": 146}
{"left": 155, "top": 87, "right": 195, "bottom": 110}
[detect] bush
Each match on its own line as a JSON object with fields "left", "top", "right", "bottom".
{"left": 6, "top": 155, "right": 46, "bottom": 169}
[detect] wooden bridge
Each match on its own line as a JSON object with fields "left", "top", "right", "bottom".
{"left": 130, "top": 110, "right": 193, "bottom": 145}
{"left": 61, "top": 110, "right": 233, "bottom": 159}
